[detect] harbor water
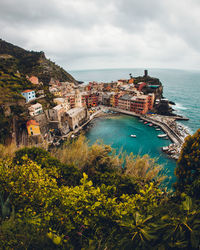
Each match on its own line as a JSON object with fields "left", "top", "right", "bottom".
{"left": 70, "top": 68, "right": 200, "bottom": 187}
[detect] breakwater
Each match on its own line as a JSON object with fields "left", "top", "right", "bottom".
{"left": 108, "top": 107, "right": 185, "bottom": 144}
{"left": 108, "top": 107, "right": 188, "bottom": 159}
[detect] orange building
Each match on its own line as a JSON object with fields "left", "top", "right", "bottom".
{"left": 147, "top": 93, "right": 155, "bottom": 110}
{"left": 26, "top": 120, "right": 41, "bottom": 136}
{"left": 29, "top": 76, "right": 39, "bottom": 85}
{"left": 130, "top": 95, "right": 149, "bottom": 115}
{"left": 85, "top": 93, "right": 98, "bottom": 107}
{"left": 128, "top": 78, "right": 134, "bottom": 84}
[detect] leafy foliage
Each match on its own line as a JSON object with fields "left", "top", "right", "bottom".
{"left": 0, "top": 38, "right": 77, "bottom": 83}
{"left": 175, "top": 129, "right": 200, "bottom": 194}
{"left": 0, "top": 129, "right": 200, "bottom": 249}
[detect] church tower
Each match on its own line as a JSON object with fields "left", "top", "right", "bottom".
{"left": 75, "top": 87, "right": 82, "bottom": 108}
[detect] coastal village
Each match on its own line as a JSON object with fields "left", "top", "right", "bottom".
{"left": 19, "top": 70, "right": 189, "bottom": 160}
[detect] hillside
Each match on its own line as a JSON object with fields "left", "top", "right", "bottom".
{"left": 0, "top": 39, "right": 77, "bottom": 144}
{"left": 0, "top": 38, "right": 77, "bottom": 83}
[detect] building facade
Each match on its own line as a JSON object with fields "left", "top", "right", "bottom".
{"left": 26, "top": 120, "right": 41, "bottom": 136}
{"left": 28, "top": 103, "right": 43, "bottom": 116}
{"left": 21, "top": 90, "right": 36, "bottom": 103}
{"left": 130, "top": 95, "right": 149, "bottom": 114}
{"left": 118, "top": 94, "right": 132, "bottom": 110}
{"left": 66, "top": 107, "right": 89, "bottom": 130}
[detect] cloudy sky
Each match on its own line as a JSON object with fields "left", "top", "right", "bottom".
{"left": 1, "top": 0, "right": 200, "bottom": 70}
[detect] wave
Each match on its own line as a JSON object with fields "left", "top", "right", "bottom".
{"left": 174, "top": 103, "right": 188, "bottom": 110}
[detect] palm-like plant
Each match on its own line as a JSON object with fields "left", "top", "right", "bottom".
{"left": 116, "top": 212, "right": 157, "bottom": 249}
{"left": 158, "top": 196, "right": 200, "bottom": 249}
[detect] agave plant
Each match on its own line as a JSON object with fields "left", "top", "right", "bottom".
{"left": 158, "top": 196, "right": 200, "bottom": 249}
{"left": 116, "top": 212, "right": 157, "bottom": 249}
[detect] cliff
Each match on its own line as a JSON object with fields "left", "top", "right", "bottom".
{"left": 0, "top": 38, "right": 77, "bottom": 83}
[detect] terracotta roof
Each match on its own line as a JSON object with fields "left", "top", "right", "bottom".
{"left": 22, "top": 89, "right": 34, "bottom": 93}
{"left": 26, "top": 120, "right": 39, "bottom": 126}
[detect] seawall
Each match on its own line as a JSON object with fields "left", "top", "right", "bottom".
{"left": 108, "top": 107, "right": 183, "bottom": 145}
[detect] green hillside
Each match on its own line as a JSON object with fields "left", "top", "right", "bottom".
{"left": 0, "top": 38, "right": 77, "bottom": 83}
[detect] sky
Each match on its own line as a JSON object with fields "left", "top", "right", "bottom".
{"left": 1, "top": 0, "right": 200, "bottom": 71}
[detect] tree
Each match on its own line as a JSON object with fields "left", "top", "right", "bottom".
{"left": 175, "top": 129, "right": 200, "bottom": 193}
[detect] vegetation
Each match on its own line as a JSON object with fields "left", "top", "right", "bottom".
{"left": 175, "top": 129, "right": 200, "bottom": 197}
{"left": 0, "top": 130, "right": 200, "bottom": 249}
{"left": 0, "top": 38, "right": 78, "bottom": 142}
{"left": 0, "top": 39, "right": 77, "bottom": 83}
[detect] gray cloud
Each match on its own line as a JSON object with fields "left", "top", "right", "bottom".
{"left": 1, "top": 0, "right": 200, "bottom": 70}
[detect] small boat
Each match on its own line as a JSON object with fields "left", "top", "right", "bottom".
{"left": 158, "top": 134, "right": 167, "bottom": 138}
{"left": 162, "top": 146, "right": 169, "bottom": 151}
{"left": 144, "top": 121, "right": 148, "bottom": 124}
{"left": 148, "top": 123, "right": 153, "bottom": 126}
{"left": 130, "top": 134, "right": 136, "bottom": 138}
{"left": 156, "top": 128, "right": 161, "bottom": 131}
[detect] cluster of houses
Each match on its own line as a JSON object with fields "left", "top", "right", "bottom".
{"left": 21, "top": 72, "right": 163, "bottom": 140}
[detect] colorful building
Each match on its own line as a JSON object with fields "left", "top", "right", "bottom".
{"left": 26, "top": 120, "right": 41, "bottom": 136}
{"left": 147, "top": 93, "right": 155, "bottom": 110}
{"left": 135, "top": 82, "right": 147, "bottom": 92}
{"left": 128, "top": 78, "right": 134, "bottom": 84}
{"left": 85, "top": 93, "right": 98, "bottom": 107}
{"left": 118, "top": 94, "right": 132, "bottom": 111}
{"left": 28, "top": 103, "right": 43, "bottom": 116}
{"left": 29, "top": 76, "right": 39, "bottom": 85}
{"left": 21, "top": 90, "right": 36, "bottom": 103}
{"left": 130, "top": 95, "right": 149, "bottom": 115}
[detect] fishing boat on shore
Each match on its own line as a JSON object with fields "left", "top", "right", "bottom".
{"left": 130, "top": 134, "right": 136, "bottom": 138}
{"left": 158, "top": 134, "right": 167, "bottom": 138}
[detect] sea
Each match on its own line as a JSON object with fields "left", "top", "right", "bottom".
{"left": 69, "top": 68, "right": 200, "bottom": 187}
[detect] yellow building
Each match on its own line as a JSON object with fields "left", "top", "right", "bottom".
{"left": 110, "top": 94, "right": 115, "bottom": 107}
{"left": 26, "top": 120, "right": 41, "bottom": 136}
{"left": 54, "top": 91, "right": 62, "bottom": 97}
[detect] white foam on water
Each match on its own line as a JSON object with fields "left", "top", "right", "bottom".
{"left": 174, "top": 103, "right": 188, "bottom": 110}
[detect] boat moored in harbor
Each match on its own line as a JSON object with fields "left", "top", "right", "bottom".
{"left": 158, "top": 134, "right": 167, "bottom": 138}
{"left": 130, "top": 134, "right": 136, "bottom": 138}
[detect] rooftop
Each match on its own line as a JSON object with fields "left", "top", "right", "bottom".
{"left": 53, "top": 104, "right": 64, "bottom": 111}
{"left": 67, "top": 107, "right": 85, "bottom": 117}
{"left": 119, "top": 94, "right": 133, "bottom": 101}
{"left": 28, "top": 103, "right": 42, "bottom": 109}
{"left": 131, "top": 95, "right": 148, "bottom": 102}
{"left": 22, "top": 89, "right": 35, "bottom": 93}
{"left": 54, "top": 98, "right": 65, "bottom": 103}
{"left": 26, "top": 120, "right": 39, "bottom": 126}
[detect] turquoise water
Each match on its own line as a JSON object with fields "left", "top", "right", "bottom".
{"left": 69, "top": 68, "right": 200, "bottom": 187}
{"left": 70, "top": 68, "right": 200, "bottom": 133}
{"left": 86, "top": 115, "right": 176, "bottom": 186}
